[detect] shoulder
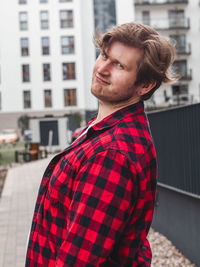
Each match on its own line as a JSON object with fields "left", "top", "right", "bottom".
{"left": 103, "top": 112, "right": 155, "bottom": 162}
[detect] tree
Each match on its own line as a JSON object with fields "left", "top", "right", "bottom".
{"left": 17, "top": 115, "right": 29, "bottom": 136}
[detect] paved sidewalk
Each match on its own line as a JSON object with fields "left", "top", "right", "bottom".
{"left": 0, "top": 157, "right": 52, "bottom": 267}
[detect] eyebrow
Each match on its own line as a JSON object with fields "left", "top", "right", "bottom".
{"left": 102, "top": 50, "right": 129, "bottom": 69}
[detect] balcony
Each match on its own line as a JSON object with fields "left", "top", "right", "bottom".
{"left": 178, "top": 69, "right": 192, "bottom": 81}
{"left": 147, "top": 18, "right": 190, "bottom": 30}
{"left": 135, "top": 0, "right": 188, "bottom": 6}
{"left": 176, "top": 43, "right": 191, "bottom": 55}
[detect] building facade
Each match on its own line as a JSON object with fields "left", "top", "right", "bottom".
{"left": 0, "top": 0, "right": 134, "bottom": 132}
{"left": 135, "top": 0, "right": 200, "bottom": 107}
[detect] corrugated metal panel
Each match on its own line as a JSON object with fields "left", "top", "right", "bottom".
{"left": 148, "top": 103, "right": 200, "bottom": 196}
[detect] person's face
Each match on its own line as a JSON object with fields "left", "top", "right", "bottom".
{"left": 91, "top": 41, "right": 143, "bottom": 105}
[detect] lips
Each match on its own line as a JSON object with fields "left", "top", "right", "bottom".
{"left": 95, "top": 74, "right": 110, "bottom": 85}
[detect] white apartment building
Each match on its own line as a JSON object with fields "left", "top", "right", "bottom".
{"left": 135, "top": 0, "right": 200, "bottom": 107}
{"left": 0, "top": 0, "right": 134, "bottom": 131}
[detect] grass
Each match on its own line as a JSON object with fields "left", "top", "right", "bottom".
{"left": 0, "top": 142, "right": 26, "bottom": 167}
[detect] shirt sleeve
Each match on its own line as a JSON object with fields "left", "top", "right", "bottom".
{"left": 55, "top": 149, "right": 155, "bottom": 267}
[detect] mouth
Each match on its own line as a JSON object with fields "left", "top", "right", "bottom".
{"left": 95, "top": 74, "right": 110, "bottom": 85}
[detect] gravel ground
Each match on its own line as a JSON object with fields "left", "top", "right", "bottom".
{"left": 148, "top": 228, "right": 197, "bottom": 267}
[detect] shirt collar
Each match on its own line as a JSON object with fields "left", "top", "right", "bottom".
{"left": 89, "top": 101, "right": 144, "bottom": 132}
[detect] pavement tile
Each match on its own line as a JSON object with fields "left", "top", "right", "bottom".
{"left": 0, "top": 157, "right": 51, "bottom": 267}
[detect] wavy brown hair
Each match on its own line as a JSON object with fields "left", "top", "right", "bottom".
{"left": 94, "top": 22, "right": 177, "bottom": 100}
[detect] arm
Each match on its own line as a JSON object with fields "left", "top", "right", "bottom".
{"left": 55, "top": 149, "right": 135, "bottom": 266}
{"left": 55, "top": 147, "right": 156, "bottom": 267}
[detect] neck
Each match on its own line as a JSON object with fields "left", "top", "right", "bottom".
{"left": 95, "top": 98, "right": 140, "bottom": 124}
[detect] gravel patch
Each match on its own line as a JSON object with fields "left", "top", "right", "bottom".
{"left": 148, "top": 228, "right": 196, "bottom": 266}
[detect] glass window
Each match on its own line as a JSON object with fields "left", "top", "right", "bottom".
{"left": 64, "top": 88, "right": 76, "bottom": 106}
{"left": 60, "top": 10, "right": 73, "bottom": 28}
{"left": 173, "top": 60, "right": 187, "bottom": 77}
{"left": 170, "top": 34, "right": 186, "bottom": 53}
{"left": 168, "top": 10, "right": 184, "bottom": 28}
{"left": 60, "top": 0, "right": 72, "bottom": 2}
{"left": 42, "top": 37, "right": 50, "bottom": 55}
{"left": 21, "top": 38, "right": 29, "bottom": 56}
{"left": 43, "top": 63, "right": 51, "bottom": 81}
{"left": 19, "top": 0, "right": 27, "bottom": 4}
{"left": 61, "top": 36, "right": 74, "bottom": 54}
{"left": 19, "top": 12, "right": 28, "bottom": 30}
{"left": 172, "top": 85, "right": 188, "bottom": 103}
{"left": 62, "top": 62, "right": 75, "bottom": 80}
{"left": 22, "top": 64, "right": 30, "bottom": 82}
{"left": 23, "top": 90, "right": 31, "bottom": 108}
{"left": 40, "top": 0, "right": 48, "bottom": 3}
{"left": 142, "top": 11, "right": 150, "bottom": 26}
{"left": 40, "top": 11, "right": 49, "bottom": 29}
{"left": 44, "top": 89, "right": 52, "bottom": 107}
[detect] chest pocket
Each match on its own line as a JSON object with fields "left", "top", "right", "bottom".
{"left": 47, "top": 158, "right": 74, "bottom": 212}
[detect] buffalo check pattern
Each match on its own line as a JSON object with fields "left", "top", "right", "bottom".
{"left": 26, "top": 101, "right": 157, "bottom": 267}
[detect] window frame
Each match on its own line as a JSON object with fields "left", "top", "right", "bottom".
{"left": 44, "top": 89, "right": 52, "bottom": 107}
{"left": 23, "top": 90, "right": 31, "bottom": 109}
{"left": 60, "top": 10, "right": 73, "bottom": 28}
{"left": 43, "top": 63, "right": 51, "bottom": 81}
{"left": 22, "top": 64, "right": 30, "bottom": 82}
{"left": 64, "top": 88, "right": 77, "bottom": 106}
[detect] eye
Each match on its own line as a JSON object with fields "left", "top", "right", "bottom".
{"left": 101, "top": 52, "right": 108, "bottom": 60}
{"left": 114, "top": 62, "right": 124, "bottom": 69}
{"left": 117, "top": 63, "right": 124, "bottom": 69}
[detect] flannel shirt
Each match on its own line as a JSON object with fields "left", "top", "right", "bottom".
{"left": 26, "top": 101, "right": 157, "bottom": 267}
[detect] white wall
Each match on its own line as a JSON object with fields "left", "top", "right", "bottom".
{"left": 0, "top": 0, "right": 96, "bottom": 114}
{"left": 116, "top": 0, "right": 135, "bottom": 24}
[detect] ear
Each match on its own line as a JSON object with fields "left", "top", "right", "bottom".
{"left": 137, "top": 81, "right": 156, "bottom": 96}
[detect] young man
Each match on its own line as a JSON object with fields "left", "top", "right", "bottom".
{"left": 26, "top": 23, "right": 175, "bottom": 266}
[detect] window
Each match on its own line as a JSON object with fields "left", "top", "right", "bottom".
{"left": 19, "top": 12, "right": 28, "bottom": 30}
{"left": 168, "top": 10, "right": 184, "bottom": 28}
{"left": 0, "top": 92, "right": 1, "bottom": 110}
{"left": 61, "top": 36, "right": 74, "bottom": 54}
{"left": 173, "top": 60, "right": 187, "bottom": 78}
{"left": 62, "top": 62, "right": 75, "bottom": 80}
{"left": 42, "top": 37, "right": 50, "bottom": 55}
{"left": 44, "top": 89, "right": 52, "bottom": 107}
{"left": 60, "top": 0, "right": 72, "bottom": 2}
{"left": 64, "top": 88, "right": 76, "bottom": 106}
{"left": 172, "top": 85, "right": 188, "bottom": 103}
{"left": 40, "top": 0, "right": 48, "bottom": 3}
{"left": 40, "top": 11, "right": 49, "bottom": 29}
{"left": 23, "top": 90, "right": 31, "bottom": 108}
{"left": 60, "top": 10, "right": 73, "bottom": 28}
{"left": 21, "top": 38, "right": 29, "bottom": 56}
{"left": 22, "top": 64, "right": 30, "bottom": 82}
{"left": 43, "top": 63, "right": 51, "bottom": 81}
{"left": 19, "top": 0, "right": 27, "bottom": 4}
{"left": 142, "top": 11, "right": 150, "bottom": 26}
{"left": 170, "top": 34, "right": 186, "bottom": 53}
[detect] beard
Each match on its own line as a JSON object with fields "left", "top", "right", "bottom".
{"left": 91, "top": 76, "right": 138, "bottom": 106}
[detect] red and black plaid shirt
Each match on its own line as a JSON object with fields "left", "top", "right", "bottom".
{"left": 26, "top": 101, "right": 157, "bottom": 267}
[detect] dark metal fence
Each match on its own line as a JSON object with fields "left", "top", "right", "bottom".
{"left": 147, "top": 103, "right": 200, "bottom": 196}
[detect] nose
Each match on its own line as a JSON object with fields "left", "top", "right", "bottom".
{"left": 97, "top": 60, "right": 110, "bottom": 75}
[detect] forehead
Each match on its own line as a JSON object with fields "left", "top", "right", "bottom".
{"left": 105, "top": 41, "right": 143, "bottom": 68}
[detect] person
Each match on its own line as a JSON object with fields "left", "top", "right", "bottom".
{"left": 26, "top": 22, "right": 175, "bottom": 266}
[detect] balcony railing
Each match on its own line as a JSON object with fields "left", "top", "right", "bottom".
{"left": 135, "top": 0, "right": 188, "bottom": 5}
{"left": 179, "top": 69, "right": 192, "bottom": 81}
{"left": 144, "top": 18, "right": 190, "bottom": 30}
{"left": 176, "top": 43, "right": 191, "bottom": 55}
